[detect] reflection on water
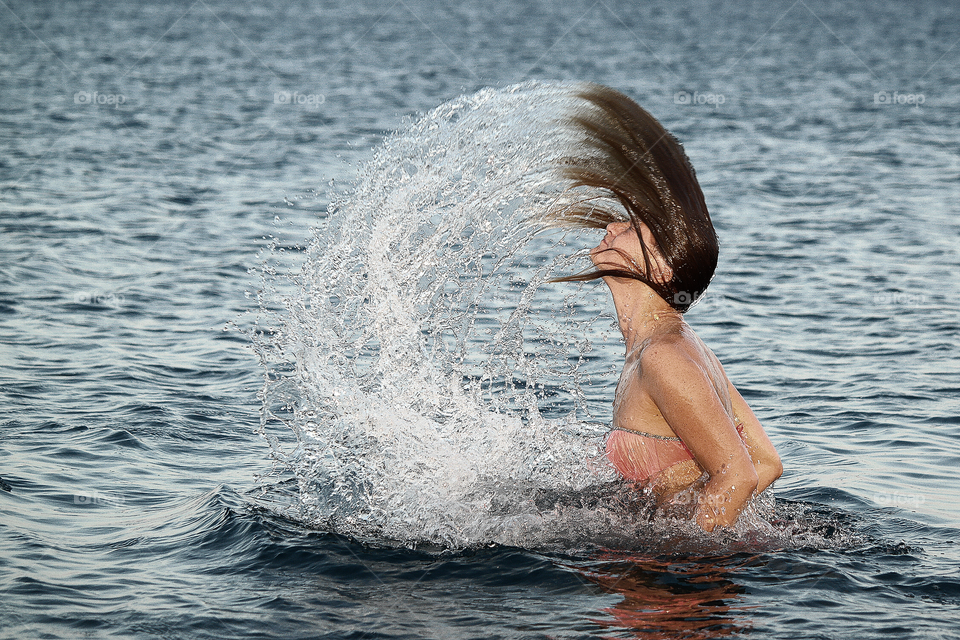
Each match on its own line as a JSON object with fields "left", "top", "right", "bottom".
{"left": 575, "top": 554, "right": 752, "bottom": 639}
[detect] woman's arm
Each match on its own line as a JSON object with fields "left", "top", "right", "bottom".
{"left": 726, "top": 378, "right": 783, "bottom": 494}
{"left": 641, "top": 342, "right": 759, "bottom": 532}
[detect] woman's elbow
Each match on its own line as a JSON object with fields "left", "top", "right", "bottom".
{"left": 771, "top": 455, "right": 783, "bottom": 480}
{"left": 757, "top": 455, "right": 783, "bottom": 493}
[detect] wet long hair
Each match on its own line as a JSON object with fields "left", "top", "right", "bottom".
{"left": 551, "top": 84, "right": 718, "bottom": 313}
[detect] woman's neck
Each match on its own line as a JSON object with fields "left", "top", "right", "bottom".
{"left": 604, "top": 277, "right": 684, "bottom": 353}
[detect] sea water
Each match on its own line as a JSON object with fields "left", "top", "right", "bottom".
{"left": 2, "top": 0, "right": 959, "bottom": 638}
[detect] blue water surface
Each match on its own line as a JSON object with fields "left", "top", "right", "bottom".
{"left": 2, "top": 0, "right": 959, "bottom": 638}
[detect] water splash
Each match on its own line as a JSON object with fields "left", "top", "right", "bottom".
{"left": 254, "top": 82, "right": 859, "bottom": 553}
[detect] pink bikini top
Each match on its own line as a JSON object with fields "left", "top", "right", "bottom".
{"left": 605, "top": 422, "right": 745, "bottom": 483}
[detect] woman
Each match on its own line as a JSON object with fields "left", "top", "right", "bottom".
{"left": 553, "top": 85, "right": 782, "bottom": 531}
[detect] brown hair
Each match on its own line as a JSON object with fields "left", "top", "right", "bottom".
{"left": 551, "top": 84, "right": 718, "bottom": 312}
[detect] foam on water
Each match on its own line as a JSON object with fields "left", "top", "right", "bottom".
{"left": 255, "top": 82, "right": 859, "bottom": 553}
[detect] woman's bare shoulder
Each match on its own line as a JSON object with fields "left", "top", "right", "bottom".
{"left": 638, "top": 326, "right": 708, "bottom": 369}
{"left": 637, "top": 336, "right": 707, "bottom": 391}
{"left": 636, "top": 327, "right": 731, "bottom": 404}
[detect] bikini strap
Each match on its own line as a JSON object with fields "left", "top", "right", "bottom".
{"left": 611, "top": 426, "right": 683, "bottom": 442}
